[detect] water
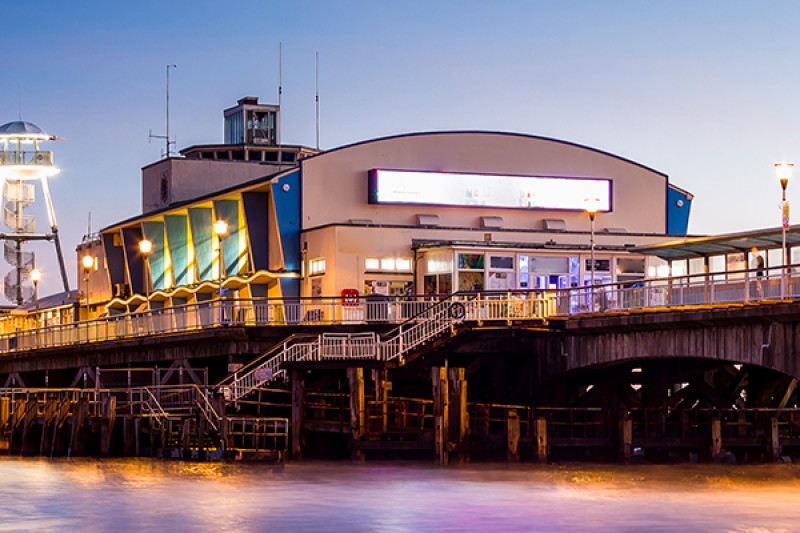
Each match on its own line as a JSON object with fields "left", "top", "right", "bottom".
{"left": 0, "top": 459, "right": 799, "bottom": 532}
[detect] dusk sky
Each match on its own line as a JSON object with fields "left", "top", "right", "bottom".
{"left": 4, "top": 1, "right": 800, "bottom": 295}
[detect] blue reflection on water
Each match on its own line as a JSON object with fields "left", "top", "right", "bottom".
{"left": 0, "top": 458, "right": 799, "bottom": 532}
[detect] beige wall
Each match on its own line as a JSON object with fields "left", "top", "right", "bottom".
{"left": 142, "top": 159, "right": 285, "bottom": 213}
{"left": 300, "top": 132, "right": 668, "bottom": 235}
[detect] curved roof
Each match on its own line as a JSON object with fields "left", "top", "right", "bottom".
{"left": 303, "top": 130, "right": 668, "bottom": 178}
{"left": 0, "top": 121, "right": 51, "bottom": 139}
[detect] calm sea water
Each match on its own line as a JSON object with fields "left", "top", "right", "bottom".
{"left": 0, "top": 458, "right": 799, "bottom": 532}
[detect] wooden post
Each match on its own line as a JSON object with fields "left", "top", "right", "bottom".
{"left": 536, "top": 416, "right": 548, "bottom": 462}
{"left": 348, "top": 367, "right": 365, "bottom": 461}
{"left": 507, "top": 410, "right": 520, "bottom": 462}
{"left": 100, "top": 395, "right": 116, "bottom": 457}
{"left": 619, "top": 413, "right": 632, "bottom": 462}
{"left": 769, "top": 417, "right": 781, "bottom": 461}
{"left": 432, "top": 367, "right": 449, "bottom": 465}
{"left": 448, "top": 368, "right": 468, "bottom": 462}
{"left": 291, "top": 369, "right": 305, "bottom": 461}
{"left": 375, "top": 369, "right": 391, "bottom": 434}
{"left": 0, "top": 397, "right": 9, "bottom": 451}
{"left": 134, "top": 417, "right": 141, "bottom": 457}
{"left": 711, "top": 416, "right": 723, "bottom": 461}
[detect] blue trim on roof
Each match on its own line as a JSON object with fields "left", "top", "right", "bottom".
{"left": 666, "top": 186, "right": 692, "bottom": 236}
{"left": 272, "top": 170, "right": 301, "bottom": 272}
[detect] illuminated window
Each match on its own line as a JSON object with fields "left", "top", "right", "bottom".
{"left": 309, "top": 257, "right": 326, "bottom": 276}
{"left": 396, "top": 258, "right": 412, "bottom": 271}
{"left": 366, "top": 257, "right": 413, "bottom": 272}
{"left": 380, "top": 258, "right": 395, "bottom": 271}
{"left": 365, "top": 258, "right": 380, "bottom": 270}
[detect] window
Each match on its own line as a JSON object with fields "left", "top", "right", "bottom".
{"left": 365, "top": 257, "right": 413, "bottom": 272}
{"left": 308, "top": 257, "right": 326, "bottom": 276}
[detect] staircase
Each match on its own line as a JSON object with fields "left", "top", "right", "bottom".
{"left": 218, "top": 296, "right": 464, "bottom": 402}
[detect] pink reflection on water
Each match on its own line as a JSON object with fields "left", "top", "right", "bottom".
{"left": 0, "top": 459, "right": 798, "bottom": 532}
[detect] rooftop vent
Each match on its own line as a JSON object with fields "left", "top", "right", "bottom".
{"left": 480, "top": 216, "right": 504, "bottom": 228}
{"left": 416, "top": 214, "right": 440, "bottom": 226}
{"left": 542, "top": 219, "right": 566, "bottom": 231}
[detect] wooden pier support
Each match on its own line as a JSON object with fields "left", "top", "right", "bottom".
{"left": 0, "top": 396, "right": 8, "bottom": 451}
{"left": 100, "top": 395, "right": 116, "bottom": 457}
{"left": 291, "top": 369, "right": 305, "bottom": 460}
{"left": 619, "top": 413, "right": 632, "bottom": 462}
{"left": 535, "top": 416, "right": 548, "bottom": 462}
{"left": 432, "top": 367, "right": 449, "bottom": 465}
{"left": 769, "top": 417, "right": 781, "bottom": 461}
{"left": 448, "top": 368, "right": 468, "bottom": 462}
{"left": 711, "top": 416, "right": 723, "bottom": 461}
{"left": 507, "top": 410, "right": 520, "bottom": 462}
{"left": 348, "top": 367, "right": 365, "bottom": 461}
{"left": 374, "top": 369, "right": 390, "bottom": 434}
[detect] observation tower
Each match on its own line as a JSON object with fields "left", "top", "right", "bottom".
{"left": 0, "top": 121, "right": 69, "bottom": 305}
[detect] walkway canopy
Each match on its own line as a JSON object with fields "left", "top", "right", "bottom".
{"left": 630, "top": 225, "right": 800, "bottom": 261}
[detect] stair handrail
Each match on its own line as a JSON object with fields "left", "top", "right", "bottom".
{"left": 215, "top": 332, "right": 318, "bottom": 389}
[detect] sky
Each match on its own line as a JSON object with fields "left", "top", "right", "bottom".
{"left": 4, "top": 0, "right": 800, "bottom": 297}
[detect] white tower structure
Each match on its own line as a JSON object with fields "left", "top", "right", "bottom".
{"left": 0, "top": 121, "right": 69, "bottom": 305}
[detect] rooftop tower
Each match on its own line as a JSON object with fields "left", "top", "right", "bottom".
{"left": 0, "top": 121, "right": 69, "bottom": 305}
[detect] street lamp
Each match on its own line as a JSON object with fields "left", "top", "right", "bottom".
{"left": 139, "top": 238, "right": 152, "bottom": 306}
{"left": 81, "top": 254, "right": 95, "bottom": 320}
{"left": 585, "top": 197, "right": 601, "bottom": 310}
{"left": 776, "top": 162, "right": 794, "bottom": 298}
{"left": 214, "top": 219, "right": 229, "bottom": 322}
{"left": 30, "top": 268, "right": 41, "bottom": 313}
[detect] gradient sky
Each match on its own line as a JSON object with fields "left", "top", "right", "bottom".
{"left": 4, "top": 0, "right": 800, "bottom": 296}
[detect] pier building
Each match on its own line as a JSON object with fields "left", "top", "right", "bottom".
{"left": 71, "top": 97, "right": 695, "bottom": 318}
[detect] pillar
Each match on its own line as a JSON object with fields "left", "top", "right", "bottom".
{"left": 432, "top": 367, "right": 449, "bottom": 465}
{"left": 348, "top": 368, "right": 365, "bottom": 461}
{"left": 448, "top": 368, "right": 468, "bottom": 462}
{"left": 291, "top": 369, "right": 305, "bottom": 460}
{"left": 711, "top": 416, "right": 723, "bottom": 461}
{"left": 507, "top": 410, "right": 520, "bottom": 462}
{"left": 769, "top": 417, "right": 781, "bottom": 462}
{"left": 619, "top": 413, "right": 632, "bottom": 462}
{"left": 536, "top": 416, "right": 548, "bottom": 462}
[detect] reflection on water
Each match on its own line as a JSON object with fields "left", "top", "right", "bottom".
{"left": 0, "top": 458, "right": 799, "bottom": 532}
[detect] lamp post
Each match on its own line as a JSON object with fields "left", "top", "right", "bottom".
{"left": 139, "top": 238, "right": 152, "bottom": 307}
{"left": 30, "top": 268, "right": 41, "bottom": 313}
{"left": 585, "top": 198, "right": 600, "bottom": 310}
{"left": 214, "top": 219, "right": 229, "bottom": 322}
{"left": 776, "top": 162, "right": 794, "bottom": 299}
{"left": 81, "top": 254, "right": 95, "bottom": 320}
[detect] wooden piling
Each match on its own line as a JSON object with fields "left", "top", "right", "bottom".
{"left": 536, "top": 416, "right": 548, "bottom": 462}
{"left": 375, "top": 369, "right": 391, "bottom": 434}
{"left": 348, "top": 368, "right": 365, "bottom": 461}
{"left": 0, "top": 397, "right": 8, "bottom": 451}
{"left": 432, "top": 367, "right": 449, "bottom": 465}
{"left": 619, "top": 413, "right": 632, "bottom": 462}
{"left": 291, "top": 369, "right": 305, "bottom": 460}
{"left": 711, "top": 416, "right": 723, "bottom": 461}
{"left": 769, "top": 417, "right": 781, "bottom": 461}
{"left": 100, "top": 395, "right": 116, "bottom": 457}
{"left": 448, "top": 368, "right": 468, "bottom": 462}
{"left": 507, "top": 410, "right": 520, "bottom": 462}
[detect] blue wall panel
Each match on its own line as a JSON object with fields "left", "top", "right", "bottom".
{"left": 271, "top": 170, "right": 301, "bottom": 272}
{"left": 165, "top": 215, "right": 189, "bottom": 286}
{"left": 189, "top": 208, "right": 213, "bottom": 282}
{"left": 666, "top": 186, "right": 692, "bottom": 236}
{"left": 213, "top": 200, "right": 240, "bottom": 277}
{"left": 142, "top": 221, "right": 165, "bottom": 290}
{"left": 121, "top": 227, "right": 145, "bottom": 295}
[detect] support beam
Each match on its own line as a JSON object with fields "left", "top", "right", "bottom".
{"left": 448, "top": 367, "right": 468, "bottom": 462}
{"left": 432, "top": 367, "right": 449, "bottom": 465}
{"left": 535, "top": 416, "right": 548, "bottom": 462}
{"left": 507, "top": 410, "right": 520, "bottom": 462}
{"left": 711, "top": 417, "right": 723, "bottom": 462}
{"left": 291, "top": 369, "right": 305, "bottom": 460}
{"left": 348, "top": 368, "right": 365, "bottom": 461}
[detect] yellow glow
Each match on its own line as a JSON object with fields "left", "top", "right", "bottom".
{"left": 138, "top": 239, "right": 152, "bottom": 255}
{"left": 775, "top": 161, "right": 794, "bottom": 184}
{"left": 30, "top": 268, "right": 41, "bottom": 283}
{"left": 81, "top": 254, "right": 94, "bottom": 270}
{"left": 584, "top": 196, "right": 602, "bottom": 215}
{"left": 214, "top": 219, "right": 228, "bottom": 237}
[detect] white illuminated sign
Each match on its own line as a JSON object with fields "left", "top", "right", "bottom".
{"left": 368, "top": 169, "right": 611, "bottom": 211}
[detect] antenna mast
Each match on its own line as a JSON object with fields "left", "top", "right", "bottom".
{"left": 148, "top": 64, "right": 177, "bottom": 158}
{"left": 278, "top": 42, "right": 282, "bottom": 147}
{"left": 315, "top": 51, "right": 320, "bottom": 150}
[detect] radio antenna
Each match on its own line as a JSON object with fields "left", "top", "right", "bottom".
{"left": 278, "top": 42, "right": 283, "bottom": 147}
{"left": 148, "top": 64, "right": 177, "bottom": 158}
{"left": 315, "top": 51, "right": 320, "bottom": 150}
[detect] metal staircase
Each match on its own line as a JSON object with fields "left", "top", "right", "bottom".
{"left": 218, "top": 296, "right": 464, "bottom": 402}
